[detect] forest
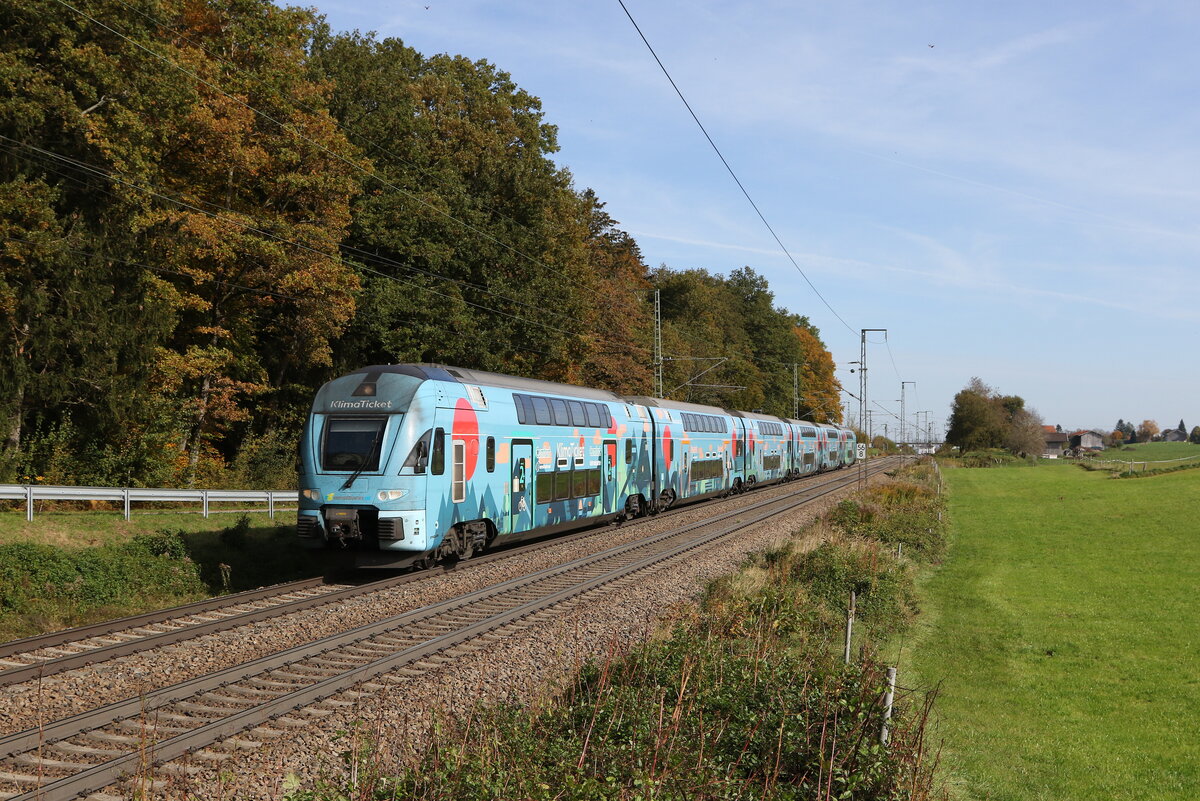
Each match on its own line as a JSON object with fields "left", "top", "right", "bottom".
{"left": 0, "top": 0, "right": 842, "bottom": 490}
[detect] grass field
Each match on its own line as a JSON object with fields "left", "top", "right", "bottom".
{"left": 910, "top": 462, "right": 1199, "bottom": 800}
{"left": 1094, "top": 440, "right": 1200, "bottom": 462}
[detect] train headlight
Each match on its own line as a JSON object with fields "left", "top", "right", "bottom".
{"left": 301, "top": 488, "right": 322, "bottom": 501}
{"left": 377, "top": 489, "right": 408, "bottom": 501}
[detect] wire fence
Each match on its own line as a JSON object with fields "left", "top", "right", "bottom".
{"left": 0, "top": 484, "right": 295, "bottom": 522}
{"left": 1081, "top": 452, "right": 1200, "bottom": 474}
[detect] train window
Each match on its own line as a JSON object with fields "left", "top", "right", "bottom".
{"left": 568, "top": 400, "right": 587, "bottom": 427}
{"left": 431, "top": 428, "right": 445, "bottom": 475}
{"left": 554, "top": 471, "right": 571, "bottom": 501}
{"left": 709, "top": 416, "right": 718, "bottom": 433}
{"left": 668, "top": 438, "right": 674, "bottom": 461}
{"left": 625, "top": 439, "right": 633, "bottom": 464}
{"left": 531, "top": 396, "right": 552, "bottom": 425}
{"left": 682, "top": 413, "right": 690, "bottom": 431}
{"left": 587, "top": 468, "right": 601, "bottom": 495}
{"left": 572, "top": 469, "right": 588, "bottom": 497}
{"left": 452, "top": 441, "right": 466, "bottom": 503}
{"left": 585, "top": 403, "right": 602, "bottom": 428}
{"left": 486, "top": 437, "right": 495, "bottom": 472}
{"left": 514, "top": 395, "right": 528, "bottom": 425}
{"left": 550, "top": 398, "right": 570, "bottom": 426}
{"left": 321, "top": 418, "right": 386, "bottom": 472}
{"left": 601, "top": 407, "right": 613, "bottom": 429}
{"left": 536, "top": 472, "right": 554, "bottom": 504}
{"left": 402, "top": 429, "right": 431, "bottom": 474}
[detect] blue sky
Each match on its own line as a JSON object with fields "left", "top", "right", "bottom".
{"left": 311, "top": 0, "right": 1200, "bottom": 438}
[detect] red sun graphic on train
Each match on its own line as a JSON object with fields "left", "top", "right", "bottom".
{"left": 452, "top": 398, "right": 479, "bottom": 480}
{"left": 662, "top": 426, "right": 672, "bottom": 471}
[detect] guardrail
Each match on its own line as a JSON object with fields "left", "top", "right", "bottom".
{"left": 0, "top": 484, "right": 296, "bottom": 522}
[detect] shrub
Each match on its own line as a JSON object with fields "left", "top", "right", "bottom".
{"left": 0, "top": 535, "right": 205, "bottom": 638}
{"left": 218, "top": 515, "right": 252, "bottom": 550}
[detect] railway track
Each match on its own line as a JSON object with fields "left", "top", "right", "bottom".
{"left": 0, "top": 460, "right": 892, "bottom": 800}
{"left": 0, "top": 464, "right": 876, "bottom": 688}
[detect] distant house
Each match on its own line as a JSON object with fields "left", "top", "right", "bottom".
{"left": 1163, "top": 429, "right": 1187, "bottom": 442}
{"left": 1069, "top": 430, "right": 1105, "bottom": 451}
{"left": 1042, "top": 430, "right": 1070, "bottom": 458}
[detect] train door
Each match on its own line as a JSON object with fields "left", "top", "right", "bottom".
{"left": 603, "top": 438, "right": 617, "bottom": 513}
{"left": 509, "top": 440, "right": 533, "bottom": 534}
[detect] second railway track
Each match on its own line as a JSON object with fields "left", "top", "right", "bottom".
{"left": 0, "top": 459, "right": 894, "bottom": 801}
{"left": 0, "top": 462, "right": 883, "bottom": 688}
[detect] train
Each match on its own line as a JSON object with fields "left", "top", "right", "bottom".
{"left": 297, "top": 364, "right": 857, "bottom": 566}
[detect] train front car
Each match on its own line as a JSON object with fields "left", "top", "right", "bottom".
{"left": 297, "top": 365, "right": 447, "bottom": 559}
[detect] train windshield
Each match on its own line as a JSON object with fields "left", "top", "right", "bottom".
{"left": 321, "top": 417, "right": 389, "bottom": 471}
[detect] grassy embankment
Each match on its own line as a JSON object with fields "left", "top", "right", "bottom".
{"left": 910, "top": 461, "right": 1199, "bottom": 800}
{"left": 282, "top": 463, "right": 947, "bottom": 801}
{"left": 0, "top": 509, "right": 328, "bottom": 642}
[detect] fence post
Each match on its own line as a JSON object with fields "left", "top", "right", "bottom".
{"left": 202, "top": 490, "right": 209, "bottom": 518}
{"left": 25, "top": 485, "right": 33, "bottom": 523}
{"left": 881, "top": 667, "right": 897, "bottom": 744}
{"left": 844, "top": 591, "right": 856, "bottom": 664}
{"left": 268, "top": 492, "right": 275, "bottom": 520}
{"left": 123, "top": 489, "right": 130, "bottom": 521}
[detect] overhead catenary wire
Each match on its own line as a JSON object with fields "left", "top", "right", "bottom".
{"left": 33, "top": 0, "right": 857, "bottom": 409}
{"left": 616, "top": 0, "right": 857, "bottom": 339}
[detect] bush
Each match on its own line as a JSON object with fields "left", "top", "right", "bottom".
{"left": 218, "top": 515, "right": 252, "bottom": 550}
{"left": 0, "top": 534, "right": 205, "bottom": 638}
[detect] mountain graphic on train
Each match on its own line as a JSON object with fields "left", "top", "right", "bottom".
{"left": 297, "top": 365, "right": 857, "bottom": 566}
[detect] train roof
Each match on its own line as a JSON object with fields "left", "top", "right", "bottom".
{"left": 373, "top": 363, "right": 627, "bottom": 403}
{"left": 622, "top": 396, "right": 734, "bottom": 416}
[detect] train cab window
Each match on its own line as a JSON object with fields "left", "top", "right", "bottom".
{"left": 531, "top": 397, "right": 552, "bottom": 425}
{"left": 402, "top": 429, "right": 432, "bottom": 474}
{"left": 625, "top": 439, "right": 634, "bottom": 464}
{"left": 486, "top": 437, "right": 495, "bottom": 472}
{"left": 585, "top": 403, "right": 603, "bottom": 428}
{"left": 550, "top": 399, "right": 570, "bottom": 426}
{"left": 431, "top": 428, "right": 445, "bottom": 475}
{"left": 568, "top": 400, "right": 587, "bottom": 427}
{"left": 321, "top": 418, "right": 386, "bottom": 472}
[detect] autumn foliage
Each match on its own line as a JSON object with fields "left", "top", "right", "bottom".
{"left": 0, "top": 0, "right": 843, "bottom": 488}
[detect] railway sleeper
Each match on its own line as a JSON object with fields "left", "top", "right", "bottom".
{"left": 14, "top": 753, "right": 94, "bottom": 771}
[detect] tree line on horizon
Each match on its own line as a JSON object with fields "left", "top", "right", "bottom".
{"left": 0, "top": 0, "right": 842, "bottom": 489}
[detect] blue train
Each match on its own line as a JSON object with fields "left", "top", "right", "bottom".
{"left": 297, "top": 364, "right": 857, "bottom": 565}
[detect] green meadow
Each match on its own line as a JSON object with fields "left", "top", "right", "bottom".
{"left": 910, "top": 463, "right": 1199, "bottom": 800}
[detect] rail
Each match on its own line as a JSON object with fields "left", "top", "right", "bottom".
{"left": 0, "top": 484, "right": 295, "bottom": 521}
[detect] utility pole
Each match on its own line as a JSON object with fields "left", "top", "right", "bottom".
{"left": 653, "top": 289, "right": 663, "bottom": 399}
{"left": 859, "top": 329, "right": 886, "bottom": 447}
{"left": 901, "top": 381, "right": 915, "bottom": 448}
{"left": 792, "top": 363, "right": 799, "bottom": 420}
{"left": 917, "top": 411, "right": 932, "bottom": 448}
